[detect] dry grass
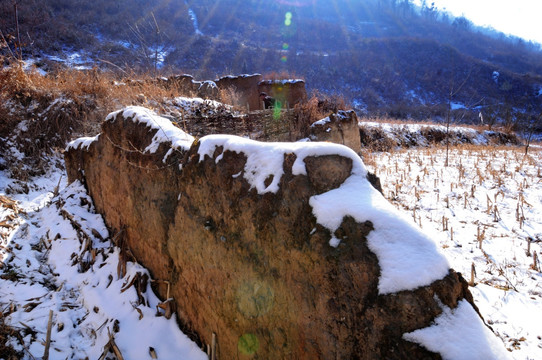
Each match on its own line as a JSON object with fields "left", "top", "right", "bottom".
{"left": 291, "top": 96, "right": 322, "bottom": 139}
{"left": 0, "top": 63, "right": 204, "bottom": 183}
{"left": 0, "top": 64, "right": 197, "bottom": 177}
{"left": 218, "top": 86, "right": 244, "bottom": 109}
{"left": 290, "top": 91, "right": 350, "bottom": 140}
{"left": 0, "top": 318, "right": 24, "bottom": 360}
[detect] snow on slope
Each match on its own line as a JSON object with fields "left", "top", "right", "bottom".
{"left": 0, "top": 159, "right": 206, "bottom": 360}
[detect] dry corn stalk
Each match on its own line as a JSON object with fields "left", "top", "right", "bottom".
{"left": 0, "top": 195, "right": 18, "bottom": 210}
{"left": 469, "top": 262, "right": 476, "bottom": 286}
{"left": 0, "top": 221, "right": 14, "bottom": 229}
{"left": 532, "top": 252, "right": 539, "bottom": 272}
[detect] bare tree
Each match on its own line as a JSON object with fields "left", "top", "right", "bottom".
{"left": 522, "top": 116, "right": 538, "bottom": 156}
{"left": 0, "top": 0, "right": 23, "bottom": 61}
{"left": 13, "top": 1, "right": 22, "bottom": 60}
{"left": 128, "top": 12, "right": 172, "bottom": 75}
{"left": 444, "top": 65, "right": 473, "bottom": 167}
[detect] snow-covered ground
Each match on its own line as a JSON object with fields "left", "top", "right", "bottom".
{"left": 0, "top": 156, "right": 206, "bottom": 359}
{"left": 1, "top": 120, "right": 539, "bottom": 358}
{"left": 360, "top": 121, "right": 521, "bottom": 147}
{"left": 364, "top": 146, "right": 542, "bottom": 359}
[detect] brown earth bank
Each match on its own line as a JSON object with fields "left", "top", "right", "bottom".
{"left": 64, "top": 107, "right": 492, "bottom": 359}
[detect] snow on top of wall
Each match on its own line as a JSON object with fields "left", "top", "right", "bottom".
{"left": 105, "top": 106, "right": 194, "bottom": 155}
{"left": 197, "top": 134, "right": 364, "bottom": 194}
{"left": 404, "top": 299, "right": 512, "bottom": 360}
{"left": 259, "top": 79, "right": 305, "bottom": 84}
{"left": 309, "top": 165, "right": 450, "bottom": 294}
{"left": 311, "top": 116, "right": 331, "bottom": 127}
{"left": 198, "top": 80, "right": 217, "bottom": 88}
{"left": 197, "top": 134, "right": 450, "bottom": 294}
{"left": 173, "top": 96, "right": 229, "bottom": 112}
{"left": 218, "top": 74, "right": 262, "bottom": 80}
{"left": 66, "top": 135, "right": 100, "bottom": 151}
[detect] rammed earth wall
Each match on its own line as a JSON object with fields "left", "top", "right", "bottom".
{"left": 64, "top": 106, "right": 509, "bottom": 360}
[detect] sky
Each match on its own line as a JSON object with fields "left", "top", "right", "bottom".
{"left": 412, "top": 0, "right": 542, "bottom": 45}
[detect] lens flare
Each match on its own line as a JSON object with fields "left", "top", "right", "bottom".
{"left": 236, "top": 280, "right": 274, "bottom": 317}
{"left": 284, "top": 12, "right": 293, "bottom": 26}
{"left": 238, "top": 333, "right": 260, "bottom": 355}
{"left": 282, "top": 43, "right": 289, "bottom": 50}
{"left": 273, "top": 100, "right": 283, "bottom": 120}
{"left": 281, "top": 55, "right": 288, "bottom": 62}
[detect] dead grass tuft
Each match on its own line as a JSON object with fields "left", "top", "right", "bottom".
{"left": 291, "top": 97, "right": 321, "bottom": 139}
{"left": 0, "top": 315, "right": 24, "bottom": 360}
{"left": 0, "top": 65, "right": 197, "bottom": 175}
{"left": 218, "top": 86, "right": 244, "bottom": 109}
{"left": 291, "top": 91, "right": 349, "bottom": 140}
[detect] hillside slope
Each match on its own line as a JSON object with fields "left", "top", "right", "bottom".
{"left": 1, "top": 0, "right": 541, "bottom": 124}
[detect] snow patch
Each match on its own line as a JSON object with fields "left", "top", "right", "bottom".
{"left": 450, "top": 102, "right": 466, "bottom": 110}
{"left": 186, "top": 2, "right": 203, "bottom": 35}
{"left": 405, "top": 89, "right": 426, "bottom": 105}
{"left": 0, "top": 169, "right": 207, "bottom": 360}
{"left": 311, "top": 116, "right": 331, "bottom": 127}
{"left": 148, "top": 47, "right": 170, "bottom": 69}
{"left": 67, "top": 135, "right": 100, "bottom": 151}
{"left": 171, "top": 96, "right": 231, "bottom": 117}
{"left": 493, "top": 71, "right": 500, "bottom": 84}
{"left": 45, "top": 51, "right": 93, "bottom": 70}
{"left": 310, "top": 170, "right": 450, "bottom": 294}
{"left": 404, "top": 300, "right": 511, "bottom": 360}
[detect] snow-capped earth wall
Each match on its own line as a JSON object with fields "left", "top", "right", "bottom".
{"left": 160, "top": 73, "right": 307, "bottom": 110}
{"left": 309, "top": 110, "right": 362, "bottom": 155}
{"left": 63, "top": 106, "right": 509, "bottom": 359}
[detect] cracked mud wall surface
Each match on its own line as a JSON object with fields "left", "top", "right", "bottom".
{"left": 64, "top": 107, "right": 496, "bottom": 359}
{"left": 65, "top": 112, "right": 186, "bottom": 295}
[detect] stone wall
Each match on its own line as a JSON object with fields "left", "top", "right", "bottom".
{"left": 64, "top": 107, "right": 506, "bottom": 360}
